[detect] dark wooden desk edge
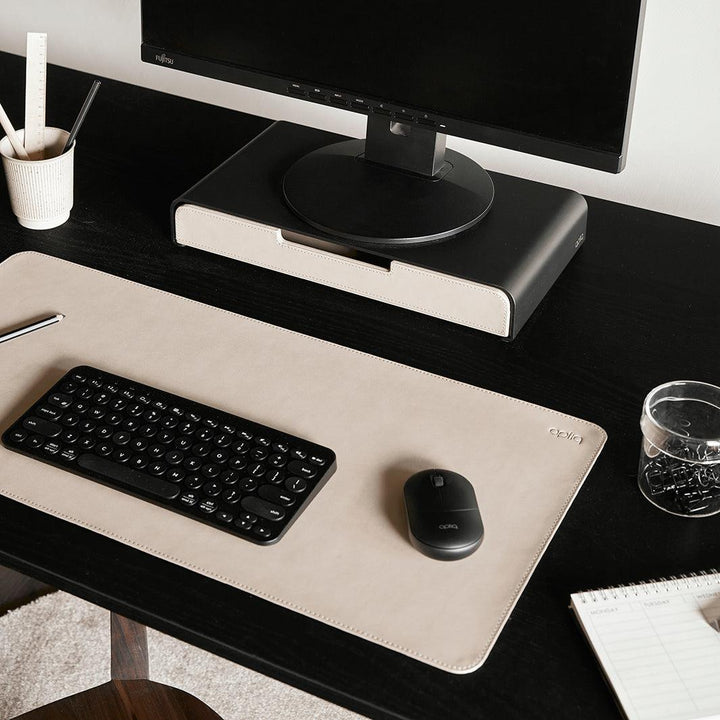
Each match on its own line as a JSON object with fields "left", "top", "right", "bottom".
{"left": 0, "top": 51, "right": 719, "bottom": 720}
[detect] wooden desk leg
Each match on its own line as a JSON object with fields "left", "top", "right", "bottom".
{"left": 111, "top": 613, "right": 149, "bottom": 680}
{"left": 0, "top": 564, "right": 55, "bottom": 615}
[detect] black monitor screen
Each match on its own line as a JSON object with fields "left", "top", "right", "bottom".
{"left": 142, "top": 1, "right": 643, "bottom": 163}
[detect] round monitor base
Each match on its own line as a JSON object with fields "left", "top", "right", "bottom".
{"left": 282, "top": 140, "right": 494, "bottom": 247}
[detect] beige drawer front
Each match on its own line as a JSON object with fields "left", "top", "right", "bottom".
{"left": 175, "top": 205, "right": 511, "bottom": 336}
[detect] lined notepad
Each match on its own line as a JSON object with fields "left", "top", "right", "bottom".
{"left": 571, "top": 571, "right": 720, "bottom": 720}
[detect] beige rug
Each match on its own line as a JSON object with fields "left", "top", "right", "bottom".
{"left": 0, "top": 591, "right": 363, "bottom": 719}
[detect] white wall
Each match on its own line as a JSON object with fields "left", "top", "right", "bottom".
{"left": 1, "top": 0, "right": 718, "bottom": 227}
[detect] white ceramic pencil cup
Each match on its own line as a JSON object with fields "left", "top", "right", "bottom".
{"left": 0, "top": 127, "right": 74, "bottom": 229}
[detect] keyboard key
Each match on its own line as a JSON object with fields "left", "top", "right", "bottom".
{"left": 203, "top": 481, "right": 222, "bottom": 496}
{"left": 268, "top": 454, "right": 286, "bottom": 468}
{"left": 36, "top": 406, "right": 63, "bottom": 421}
{"left": 112, "top": 448, "right": 131, "bottom": 463}
{"left": 193, "top": 442, "right": 211, "bottom": 457}
{"left": 143, "top": 409, "right": 162, "bottom": 423}
{"left": 23, "top": 416, "right": 61, "bottom": 437}
{"left": 62, "top": 430, "right": 80, "bottom": 444}
{"left": 250, "top": 447, "right": 268, "bottom": 461}
{"left": 148, "top": 460, "right": 168, "bottom": 476}
{"left": 265, "top": 469, "right": 284, "bottom": 485}
{"left": 240, "top": 477, "right": 258, "bottom": 492}
{"left": 7, "top": 428, "right": 27, "bottom": 443}
{"left": 215, "top": 510, "right": 234, "bottom": 524}
{"left": 167, "top": 468, "right": 185, "bottom": 483}
{"left": 184, "top": 474, "right": 203, "bottom": 490}
{"left": 95, "top": 442, "right": 113, "bottom": 457}
{"left": 220, "top": 469, "right": 239, "bottom": 485}
{"left": 78, "top": 437, "right": 95, "bottom": 450}
{"left": 130, "top": 438, "right": 149, "bottom": 452}
{"left": 232, "top": 440, "right": 251, "bottom": 454}
{"left": 48, "top": 393, "right": 73, "bottom": 408}
{"left": 228, "top": 456, "right": 247, "bottom": 471}
{"left": 78, "top": 453, "right": 180, "bottom": 500}
{"left": 43, "top": 441, "right": 62, "bottom": 455}
{"left": 222, "top": 487, "right": 242, "bottom": 504}
{"left": 201, "top": 464, "right": 221, "bottom": 479}
{"left": 175, "top": 436, "right": 194, "bottom": 451}
{"left": 157, "top": 430, "right": 175, "bottom": 444}
{"left": 165, "top": 450, "right": 184, "bottom": 465}
{"left": 214, "top": 433, "right": 233, "bottom": 448}
{"left": 148, "top": 444, "right": 165, "bottom": 459}
{"left": 287, "top": 460, "right": 317, "bottom": 479}
{"left": 60, "top": 447, "right": 79, "bottom": 462}
{"left": 138, "top": 424, "right": 157, "bottom": 438}
{"left": 199, "top": 499, "right": 219, "bottom": 514}
{"left": 180, "top": 491, "right": 199, "bottom": 506}
{"left": 183, "top": 456, "right": 202, "bottom": 471}
{"left": 196, "top": 428, "right": 214, "bottom": 441}
{"left": 130, "top": 454, "right": 149, "bottom": 470}
{"left": 209, "top": 449, "right": 229, "bottom": 464}
{"left": 240, "top": 495, "right": 285, "bottom": 522}
{"left": 285, "top": 476, "right": 308, "bottom": 493}
{"left": 253, "top": 524, "right": 275, "bottom": 539}
{"left": 259, "top": 485, "right": 295, "bottom": 507}
{"left": 79, "top": 419, "right": 96, "bottom": 433}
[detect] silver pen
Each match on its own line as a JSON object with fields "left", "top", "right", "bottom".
{"left": 0, "top": 314, "right": 64, "bottom": 345}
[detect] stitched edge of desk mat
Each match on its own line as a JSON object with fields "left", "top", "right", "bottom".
{"left": 0, "top": 251, "right": 607, "bottom": 673}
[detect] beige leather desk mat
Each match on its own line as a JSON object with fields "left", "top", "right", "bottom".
{"left": 0, "top": 252, "right": 606, "bottom": 673}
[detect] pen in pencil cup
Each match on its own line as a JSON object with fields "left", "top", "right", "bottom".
{"left": 63, "top": 80, "right": 101, "bottom": 154}
{"left": 0, "top": 314, "right": 64, "bottom": 345}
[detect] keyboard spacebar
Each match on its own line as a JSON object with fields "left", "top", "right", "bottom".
{"left": 78, "top": 454, "right": 180, "bottom": 500}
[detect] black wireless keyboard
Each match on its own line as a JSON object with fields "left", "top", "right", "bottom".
{"left": 2, "top": 366, "right": 337, "bottom": 545}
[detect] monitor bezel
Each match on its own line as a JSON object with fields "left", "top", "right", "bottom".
{"left": 140, "top": 1, "right": 645, "bottom": 174}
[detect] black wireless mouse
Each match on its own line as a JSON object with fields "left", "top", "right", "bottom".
{"left": 403, "top": 469, "right": 484, "bottom": 561}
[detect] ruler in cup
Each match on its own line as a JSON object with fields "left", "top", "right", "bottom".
{"left": 24, "top": 32, "right": 47, "bottom": 160}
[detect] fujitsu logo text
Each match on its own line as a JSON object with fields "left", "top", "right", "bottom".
{"left": 155, "top": 53, "right": 174, "bottom": 65}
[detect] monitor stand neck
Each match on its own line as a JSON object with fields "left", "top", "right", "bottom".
{"left": 363, "top": 115, "right": 448, "bottom": 178}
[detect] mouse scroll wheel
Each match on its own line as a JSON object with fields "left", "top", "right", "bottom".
{"left": 431, "top": 473, "right": 445, "bottom": 488}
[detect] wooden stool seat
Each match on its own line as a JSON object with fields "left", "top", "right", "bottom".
{"left": 14, "top": 679, "right": 224, "bottom": 720}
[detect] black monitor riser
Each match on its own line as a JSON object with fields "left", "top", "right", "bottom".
{"left": 282, "top": 115, "right": 495, "bottom": 247}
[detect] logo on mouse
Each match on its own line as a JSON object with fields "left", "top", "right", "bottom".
{"left": 438, "top": 523, "right": 459, "bottom": 530}
{"left": 549, "top": 428, "right": 583, "bottom": 444}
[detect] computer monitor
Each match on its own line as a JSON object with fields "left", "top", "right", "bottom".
{"left": 141, "top": 1, "right": 645, "bottom": 246}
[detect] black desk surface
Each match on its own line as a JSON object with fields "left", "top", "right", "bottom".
{"left": 0, "top": 52, "right": 719, "bottom": 719}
